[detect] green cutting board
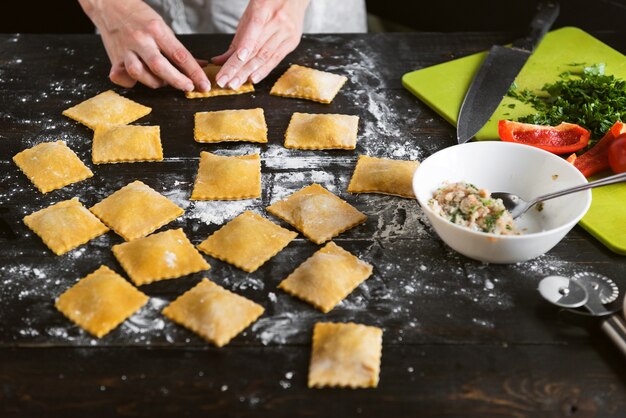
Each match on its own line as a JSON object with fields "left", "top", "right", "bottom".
{"left": 402, "top": 27, "right": 626, "bottom": 254}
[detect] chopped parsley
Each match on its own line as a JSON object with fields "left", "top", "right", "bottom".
{"left": 507, "top": 63, "right": 626, "bottom": 144}
{"left": 483, "top": 211, "right": 503, "bottom": 232}
{"left": 450, "top": 209, "right": 468, "bottom": 223}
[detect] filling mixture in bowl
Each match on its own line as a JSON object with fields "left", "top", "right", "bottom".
{"left": 428, "top": 181, "right": 520, "bottom": 235}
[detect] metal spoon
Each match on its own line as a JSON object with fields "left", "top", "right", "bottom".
{"left": 492, "top": 171, "right": 626, "bottom": 219}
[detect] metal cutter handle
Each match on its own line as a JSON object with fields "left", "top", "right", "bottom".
{"left": 601, "top": 315, "right": 626, "bottom": 357}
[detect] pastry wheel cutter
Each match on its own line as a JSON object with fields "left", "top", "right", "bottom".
{"left": 538, "top": 272, "right": 626, "bottom": 356}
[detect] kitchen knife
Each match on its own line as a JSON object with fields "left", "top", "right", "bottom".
{"left": 456, "top": 1, "right": 560, "bottom": 144}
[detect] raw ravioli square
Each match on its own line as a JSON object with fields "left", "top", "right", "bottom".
{"left": 348, "top": 155, "right": 420, "bottom": 198}
{"left": 284, "top": 113, "right": 359, "bottom": 150}
{"left": 162, "top": 278, "right": 264, "bottom": 347}
{"left": 62, "top": 90, "right": 152, "bottom": 129}
{"left": 92, "top": 125, "right": 163, "bottom": 164}
{"left": 194, "top": 108, "right": 267, "bottom": 143}
{"left": 112, "top": 228, "right": 210, "bottom": 286}
{"left": 278, "top": 242, "right": 373, "bottom": 313}
{"left": 55, "top": 265, "right": 149, "bottom": 338}
{"left": 12, "top": 141, "right": 93, "bottom": 193}
{"left": 185, "top": 64, "right": 254, "bottom": 98}
{"left": 191, "top": 152, "right": 261, "bottom": 200}
{"left": 308, "top": 322, "right": 383, "bottom": 388}
{"left": 197, "top": 211, "right": 297, "bottom": 273}
{"left": 270, "top": 64, "right": 347, "bottom": 104}
{"left": 90, "top": 180, "right": 184, "bottom": 241}
{"left": 267, "top": 184, "right": 367, "bottom": 244}
{"left": 23, "top": 197, "right": 109, "bottom": 255}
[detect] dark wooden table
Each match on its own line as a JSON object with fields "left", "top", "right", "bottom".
{"left": 1, "top": 31, "right": 625, "bottom": 418}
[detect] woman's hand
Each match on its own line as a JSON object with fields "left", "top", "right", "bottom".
{"left": 78, "top": 0, "right": 210, "bottom": 92}
{"left": 211, "top": 0, "right": 310, "bottom": 89}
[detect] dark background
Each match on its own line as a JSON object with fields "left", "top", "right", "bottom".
{"left": 1, "top": 0, "right": 624, "bottom": 33}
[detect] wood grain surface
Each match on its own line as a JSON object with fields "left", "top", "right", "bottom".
{"left": 1, "top": 32, "right": 625, "bottom": 418}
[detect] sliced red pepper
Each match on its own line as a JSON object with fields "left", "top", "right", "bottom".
{"left": 566, "top": 153, "right": 577, "bottom": 164}
{"left": 610, "top": 122, "right": 626, "bottom": 138}
{"left": 574, "top": 121, "right": 626, "bottom": 177}
{"left": 608, "top": 135, "right": 626, "bottom": 174}
{"left": 498, "top": 120, "right": 590, "bottom": 154}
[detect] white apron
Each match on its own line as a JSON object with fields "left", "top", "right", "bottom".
{"left": 144, "top": 0, "right": 367, "bottom": 34}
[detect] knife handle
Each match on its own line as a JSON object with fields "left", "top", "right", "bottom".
{"left": 601, "top": 314, "right": 626, "bottom": 358}
{"left": 512, "top": 1, "right": 560, "bottom": 52}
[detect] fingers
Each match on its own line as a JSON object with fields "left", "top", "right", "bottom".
{"left": 196, "top": 58, "right": 209, "bottom": 67}
{"left": 214, "top": 8, "right": 269, "bottom": 87}
{"left": 229, "top": 10, "right": 268, "bottom": 63}
{"left": 153, "top": 26, "right": 211, "bottom": 91}
{"left": 214, "top": 47, "right": 249, "bottom": 89}
{"left": 128, "top": 26, "right": 195, "bottom": 91}
{"left": 142, "top": 51, "right": 194, "bottom": 91}
{"left": 95, "top": 2, "right": 209, "bottom": 92}
{"left": 249, "top": 38, "right": 297, "bottom": 84}
{"left": 211, "top": 46, "right": 235, "bottom": 65}
{"left": 231, "top": 31, "right": 283, "bottom": 88}
{"left": 109, "top": 62, "right": 137, "bottom": 88}
{"left": 124, "top": 52, "right": 166, "bottom": 89}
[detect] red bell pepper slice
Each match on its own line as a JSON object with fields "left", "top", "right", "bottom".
{"left": 566, "top": 153, "right": 577, "bottom": 164}
{"left": 573, "top": 121, "right": 626, "bottom": 177}
{"left": 498, "top": 120, "right": 590, "bottom": 154}
{"left": 611, "top": 122, "right": 626, "bottom": 139}
{"left": 608, "top": 135, "right": 626, "bottom": 174}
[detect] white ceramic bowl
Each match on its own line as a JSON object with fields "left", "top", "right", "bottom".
{"left": 412, "top": 141, "right": 591, "bottom": 264}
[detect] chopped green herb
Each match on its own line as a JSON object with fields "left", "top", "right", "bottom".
{"left": 506, "top": 62, "right": 626, "bottom": 144}
{"left": 536, "top": 202, "right": 544, "bottom": 212}
{"left": 483, "top": 213, "right": 500, "bottom": 231}
{"left": 482, "top": 211, "right": 504, "bottom": 232}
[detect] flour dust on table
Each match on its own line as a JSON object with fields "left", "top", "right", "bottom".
{"left": 319, "top": 42, "right": 423, "bottom": 161}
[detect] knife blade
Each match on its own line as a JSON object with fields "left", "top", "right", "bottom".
{"left": 456, "top": 1, "right": 560, "bottom": 144}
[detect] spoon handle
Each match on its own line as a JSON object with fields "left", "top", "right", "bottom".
{"left": 530, "top": 171, "right": 626, "bottom": 207}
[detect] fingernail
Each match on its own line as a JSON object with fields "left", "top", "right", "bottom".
{"left": 237, "top": 48, "right": 249, "bottom": 61}
{"left": 250, "top": 74, "right": 260, "bottom": 84}
{"left": 217, "top": 76, "right": 228, "bottom": 88}
{"left": 229, "top": 77, "right": 241, "bottom": 89}
{"left": 185, "top": 83, "right": 194, "bottom": 92}
{"left": 199, "top": 80, "right": 211, "bottom": 92}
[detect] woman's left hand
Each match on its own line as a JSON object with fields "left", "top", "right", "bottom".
{"left": 211, "top": 0, "right": 310, "bottom": 88}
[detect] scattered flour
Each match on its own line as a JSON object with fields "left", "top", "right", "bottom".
{"left": 0, "top": 36, "right": 595, "bottom": 354}
{"left": 120, "top": 298, "right": 168, "bottom": 340}
{"left": 186, "top": 200, "right": 257, "bottom": 225}
{"left": 252, "top": 313, "right": 311, "bottom": 346}
{"left": 164, "top": 251, "right": 177, "bottom": 268}
{"left": 324, "top": 45, "right": 423, "bottom": 161}
{"left": 268, "top": 170, "right": 340, "bottom": 203}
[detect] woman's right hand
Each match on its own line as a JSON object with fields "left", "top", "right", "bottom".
{"left": 78, "top": 0, "right": 210, "bottom": 92}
